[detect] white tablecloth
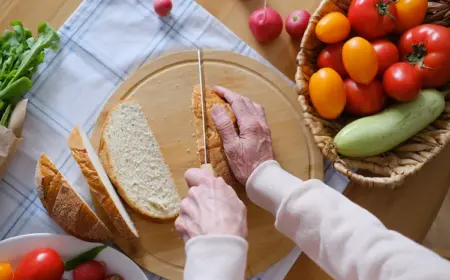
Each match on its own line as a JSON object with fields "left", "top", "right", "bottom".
{"left": 0, "top": 0, "right": 348, "bottom": 279}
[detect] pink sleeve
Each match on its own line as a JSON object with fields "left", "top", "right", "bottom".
{"left": 247, "top": 160, "right": 450, "bottom": 280}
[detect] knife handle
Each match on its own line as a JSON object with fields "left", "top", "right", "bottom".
{"left": 201, "top": 163, "right": 215, "bottom": 176}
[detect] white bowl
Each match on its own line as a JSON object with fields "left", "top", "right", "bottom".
{"left": 0, "top": 233, "right": 146, "bottom": 280}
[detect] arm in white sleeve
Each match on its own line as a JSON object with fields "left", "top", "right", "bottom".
{"left": 246, "top": 160, "right": 450, "bottom": 280}
{"left": 184, "top": 235, "right": 248, "bottom": 280}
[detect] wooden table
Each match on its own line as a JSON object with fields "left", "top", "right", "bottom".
{"left": 2, "top": 0, "right": 449, "bottom": 279}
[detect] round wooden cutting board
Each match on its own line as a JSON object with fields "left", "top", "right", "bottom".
{"left": 91, "top": 50, "right": 323, "bottom": 279}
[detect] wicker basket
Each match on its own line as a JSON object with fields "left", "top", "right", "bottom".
{"left": 296, "top": 0, "right": 450, "bottom": 188}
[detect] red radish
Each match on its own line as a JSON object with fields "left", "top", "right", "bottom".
{"left": 285, "top": 10, "right": 311, "bottom": 39}
{"left": 154, "top": 0, "right": 172, "bottom": 17}
{"left": 249, "top": 1, "right": 283, "bottom": 42}
{"left": 73, "top": 260, "right": 106, "bottom": 280}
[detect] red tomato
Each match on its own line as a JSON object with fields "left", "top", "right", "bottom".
{"left": 383, "top": 62, "right": 421, "bottom": 102}
{"left": 372, "top": 39, "right": 399, "bottom": 77}
{"left": 344, "top": 79, "right": 386, "bottom": 115}
{"left": 348, "top": 0, "right": 397, "bottom": 39}
{"left": 15, "top": 248, "right": 64, "bottom": 280}
{"left": 73, "top": 260, "right": 106, "bottom": 280}
{"left": 398, "top": 24, "right": 450, "bottom": 88}
{"left": 317, "top": 43, "right": 348, "bottom": 78}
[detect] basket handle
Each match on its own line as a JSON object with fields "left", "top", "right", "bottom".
{"left": 334, "top": 161, "right": 406, "bottom": 188}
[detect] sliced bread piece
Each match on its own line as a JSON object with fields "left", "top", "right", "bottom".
{"left": 99, "top": 100, "right": 181, "bottom": 220}
{"left": 68, "top": 126, "right": 139, "bottom": 240}
{"left": 192, "top": 85, "right": 239, "bottom": 186}
{"left": 35, "top": 153, "right": 111, "bottom": 242}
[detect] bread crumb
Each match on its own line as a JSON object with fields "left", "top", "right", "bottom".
{"left": 192, "top": 133, "right": 195, "bottom": 137}
{"left": 185, "top": 148, "right": 190, "bottom": 153}
{"left": 163, "top": 116, "right": 167, "bottom": 119}
{"left": 189, "top": 120, "right": 193, "bottom": 124}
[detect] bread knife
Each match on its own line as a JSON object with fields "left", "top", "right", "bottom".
{"left": 197, "top": 49, "right": 215, "bottom": 175}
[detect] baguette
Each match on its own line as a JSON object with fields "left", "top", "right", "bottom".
{"left": 99, "top": 100, "right": 181, "bottom": 220}
{"left": 35, "top": 154, "right": 111, "bottom": 242}
{"left": 192, "top": 85, "right": 239, "bottom": 186}
{"left": 68, "top": 126, "right": 139, "bottom": 239}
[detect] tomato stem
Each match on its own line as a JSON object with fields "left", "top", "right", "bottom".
{"left": 376, "top": 0, "right": 396, "bottom": 21}
{"left": 405, "top": 42, "right": 433, "bottom": 69}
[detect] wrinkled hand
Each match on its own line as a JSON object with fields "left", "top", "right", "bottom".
{"left": 175, "top": 168, "right": 247, "bottom": 241}
{"left": 212, "top": 86, "right": 274, "bottom": 185}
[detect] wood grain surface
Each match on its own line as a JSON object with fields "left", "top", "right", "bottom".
{"left": 2, "top": 0, "right": 449, "bottom": 279}
{"left": 90, "top": 50, "right": 322, "bottom": 279}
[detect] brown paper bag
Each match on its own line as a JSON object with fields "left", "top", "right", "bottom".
{"left": 0, "top": 99, "right": 28, "bottom": 179}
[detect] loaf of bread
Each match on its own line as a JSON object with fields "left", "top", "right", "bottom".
{"left": 192, "top": 85, "right": 239, "bottom": 186}
{"left": 35, "top": 154, "right": 111, "bottom": 242}
{"left": 99, "top": 100, "right": 181, "bottom": 220}
{"left": 68, "top": 126, "right": 139, "bottom": 240}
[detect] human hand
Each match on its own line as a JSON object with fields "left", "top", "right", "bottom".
{"left": 175, "top": 168, "right": 247, "bottom": 241}
{"left": 212, "top": 86, "right": 274, "bottom": 185}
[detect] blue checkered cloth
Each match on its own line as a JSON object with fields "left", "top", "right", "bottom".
{"left": 0, "top": 0, "right": 349, "bottom": 279}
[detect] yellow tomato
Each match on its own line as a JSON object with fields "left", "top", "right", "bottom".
{"left": 343, "top": 37, "right": 378, "bottom": 85}
{"left": 315, "top": 12, "right": 350, "bottom": 44}
{"left": 309, "top": 68, "right": 346, "bottom": 119}
{"left": 0, "top": 263, "right": 13, "bottom": 280}
{"left": 395, "top": 0, "right": 428, "bottom": 33}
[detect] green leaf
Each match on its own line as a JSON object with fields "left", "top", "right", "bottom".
{"left": 64, "top": 245, "right": 107, "bottom": 271}
{"left": 0, "top": 77, "right": 32, "bottom": 100}
{"left": 1, "top": 104, "right": 12, "bottom": 127}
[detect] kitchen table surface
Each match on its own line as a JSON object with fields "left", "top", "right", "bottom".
{"left": 1, "top": 0, "right": 449, "bottom": 279}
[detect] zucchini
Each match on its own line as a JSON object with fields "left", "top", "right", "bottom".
{"left": 334, "top": 88, "right": 450, "bottom": 157}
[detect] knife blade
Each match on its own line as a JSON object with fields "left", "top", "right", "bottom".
{"left": 197, "top": 49, "right": 214, "bottom": 175}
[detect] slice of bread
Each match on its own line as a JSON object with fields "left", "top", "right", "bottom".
{"left": 35, "top": 153, "right": 111, "bottom": 242}
{"left": 99, "top": 100, "right": 181, "bottom": 220}
{"left": 68, "top": 126, "right": 139, "bottom": 240}
{"left": 192, "top": 85, "right": 239, "bottom": 186}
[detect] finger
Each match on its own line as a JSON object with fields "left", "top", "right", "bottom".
{"left": 243, "top": 98, "right": 257, "bottom": 113}
{"left": 180, "top": 198, "right": 198, "bottom": 218}
{"left": 255, "top": 103, "right": 266, "bottom": 118}
{"left": 185, "top": 168, "right": 214, "bottom": 188}
{"left": 213, "top": 86, "right": 254, "bottom": 121}
{"left": 174, "top": 216, "right": 190, "bottom": 242}
{"left": 212, "top": 105, "right": 239, "bottom": 144}
{"left": 213, "top": 86, "right": 241, "bottom": 105}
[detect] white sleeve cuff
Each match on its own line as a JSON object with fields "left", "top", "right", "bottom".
{"left": 246, "top": 160, "right": 303, "bottom": 215}
{"left": 184, "top": 235, "right": 248, "bottom": 280}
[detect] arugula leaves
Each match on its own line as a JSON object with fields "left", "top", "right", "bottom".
{"left": 0, "top": 21, "right": 59, "bottom": 127}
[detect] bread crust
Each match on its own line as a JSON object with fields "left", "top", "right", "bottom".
{"left": 35, "top": 154, "right": 111, "bottom": 242}
{"left": 99, "top": 100, "right": 179, "bottom": 221}
{"left": 68, "top": 126, "right": 139, "bottom": 240}
{"left": 192, "top": 85, "right": 239, "bottom": 186}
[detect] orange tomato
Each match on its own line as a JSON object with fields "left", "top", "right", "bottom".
{"left": 309, "top": 68, "right": 346, "bottom": 119}
{"left": 0, "top": 263, "right": 13, "bottom": 280}
{"left": 315, "top": 12, "right": 350, "bottom": 44}
{"left": 343, "top": 37, "right": 378, "bottom": 85}
{"left": 394, "top": 0, "right": 428, "bottom": 33}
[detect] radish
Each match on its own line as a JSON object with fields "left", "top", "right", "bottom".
{"left": 285, "top": 10, "right": 311, "bottom": 39}
{"left": 249, "top": 1, "right": 283, "bottom": 43}
{"left": 154, "top": 0, "right": 172, "bottom": 17}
